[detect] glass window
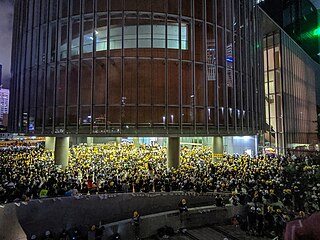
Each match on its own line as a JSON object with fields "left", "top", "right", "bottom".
{"left": 109, "top": 16, "right": 122, "bottom": 57}
{"left": 67, "top": 106, "right": 78, "bottom": 126}
{"left": 97, "top": 0, "right": 108, "bottom": 12}
{"left": 96, "top": 14, "right": 108, "bottom": 57}
{"left": 182, "top": 19, "right": 192, "bottom": 60}
{"left": 83, "top": 16, "right": 94, "bottom": 57}
{"left": 108, "top": 58, "right": 122, "bottom": 104}
{"left": 33, "top": 0, "right": 40, "bottom": 26}
{"left": 225, "top": 0, "right": 232, "bottom": 30}
{"left": 137, "top": 0, "right": 151, "bottom": 12}
{"left": 49, "top": 0, "right": 57, "bottom": 20}
{"left": 123, "top": 59, "right": 137, "bottom": 105}
{"left": 41, "top": 0, "right": 48, "bottom": 24}
{"left": 206, "top": 0, "right": 214, "bottom": 23}
{"left": 48, "top": 23, "right": 57, "bottom": 63}
{"left": 138, "top": 60, "right": 152, "bottom": 104}
{"left": 60, "top": 0, "right": 69, "bottom": 18}
{"left": 168, "top": 0, "right": 179, "bottom": 14}
{"left": 79, "top": 106, "right": 91, "bottom": 128}
{"left": 80, "top": 59, "right": 92, "bottom": 105}
{"left": 32, "top": 29, "right": 39, "bottom": 67}
{"left": 36, "top": 107, "right": 43, "bottom": 131}
{"left": 110, "top": 0, "right": 123, "bottom": 11}
{"left": 196, "top": 108, "right": 205, "bottom": 125}
{"left": 122, "top": 106, "right": 137, "bottom": 124}
{"left": 71, "top": 18, "right": 80, "bottom": 59}
{"left": 108, "top": 106, "right": 121, "bottom": 124}
{"left": 46, "top": 65, "right": 55, "bottom": 109}
{"left": 93, "top": 106, "right": 106, "bottom": 129}
{"left": 182, "top": 0, "right": 191, "bottom": 17}
{"left": 59, "top": 20, "right": 68, "bottom": 60}
{"left": 167, "top": 23, "right": 179, "bottom": 49}
{"left": 26, "top": 32, "right": 32, "bottom": 69}
{"left": 195, "top": 21, "right": 204, "bottom": 62}
{"left": 94, "top": 58, "right": 107, "bottom": 105}
{"left": 30, "top": 84, "right": 37, "bottom": 129}
{"left": 152, "top": 107, "right": 166, "bottom": 124}
{"left": 182, "top": 62, "right": 193, "bottom": 106}
{"left": 28, "top": 1, "right": 34, "bottom": 30}
{"left": 68, "top": 61, "right": 79, "bottom": 106}
{"left": 72, "top": 0, "right": 81, "bottom": 15}
{"left": 124, "top": 17, "right": 137, "bottom": 56}
{"left": 45, "top": 107, "right": 54, "bottom": 130}
{"left": 168, "top": 107, "right": 179, "bottom": 124}
{"left": 55, "top": 107, "right": 65, "bottom": 128}
{"left": 195, "top": 0, "right": 203, "bottom": 20}
{"left": 168, "top": 61, "right": 179, "bottom": 105}
{"left": 152, "top": 0, "right": 167, "bottom": 13}
{"left": 83, "top": 0, "right": 94, "bottom": 13}
{"left": 207, "top": 24, "right": 216, "bottom": 81}
{"left": 217, "top": 0, "right": 224, "bottom": 27}
{"left": 182, "top": 107, "right": 192, "bottom": 124}
{"left": 152, "top": 60, "right": 165, "bottom": 105}
{"left": 37, "top": 67, "right": 45, "bottom": 109}
{"left": 218, "top": 67, "right": 225, "bottom": 108}
{"left": 138, "top": 106, "right": 152, "bottom": 124}
{"left": 217, "top": 27, "right": 225, "bottom": 66}
{"left": 56, "top": 63, "right": 67, "bottom": 106}
{"left": 195, "top": 63, "right": 204, "bottom": 106}
{"left": 138, "top": 16, "right": 152, "bottom": 56}
{"left": 124, "top": 0, "right": 136, "bottom": 11}
{"left": 153, "top": 24, "right": 166, "bottom": 49}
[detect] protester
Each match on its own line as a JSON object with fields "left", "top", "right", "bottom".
{"left": 132, "top": 210, "right": 141, "bottom": 240}
{"left": 1, "top": 142, "right": 320, "bottom": 239}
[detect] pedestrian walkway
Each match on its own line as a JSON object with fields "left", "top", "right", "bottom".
{"left": 146, "top": 225, "right": 267, "bottom": 240}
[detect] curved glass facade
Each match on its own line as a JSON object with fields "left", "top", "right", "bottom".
{"left": 9, "top": 0, "right": 263, "bottom": 136}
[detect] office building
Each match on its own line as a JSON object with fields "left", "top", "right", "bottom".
{"left": 9, "top": 0, "right": 319, "bottom": 163}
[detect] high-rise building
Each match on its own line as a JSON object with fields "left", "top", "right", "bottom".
{"left": 0, "top": 87, "right": 9, "bottom": 126}
{"left": 259, "top": 0, "right": 320, "bottom": 63}
{"left": 9, "top": 0, "right": 319, "bottom": 161}
{"left": 0, "top": 64, "right": 2, "bottom": 86}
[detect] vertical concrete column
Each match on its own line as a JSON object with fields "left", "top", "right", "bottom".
{"left": 133, "top": 137, "right": 140, "bottom": 147}
{"left": 87, "top": 137, "right": 94, "bottom": 146}
{"left": 167, "top": 137, "right": 180, "bottom": 169}
{"left": 54, "top": 137, "right": 69, "bottom": 169}
{"left": 116, "top": 137, "right": 122, "bottom": 144}
{"left": 45, "top": 137, "right": 56, "bottom": 151}
{"left": 213, "top": 136, "right": 224, "bottom": 160}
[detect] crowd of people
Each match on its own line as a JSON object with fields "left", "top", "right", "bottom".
{"left": 0, "top": 142, "right": 320, "bottom": 239}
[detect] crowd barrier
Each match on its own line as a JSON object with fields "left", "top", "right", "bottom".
{"left": 0, "top": 191, "right": 234, "bottom": 240}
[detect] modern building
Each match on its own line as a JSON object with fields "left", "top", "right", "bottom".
{"left": 258, "top": 0, "right": 320, "bottom": 63}
{"left": 0, "top": 87, "right": 9, "bottom": 126}
{"left": 9, "top": 0, "right": 319, "bottom": 166}
{"left": 0, "top": 64, "right": 2, "bottom": 86}
{"left": 260, "top": 10, "right": 318, "bottom": 152}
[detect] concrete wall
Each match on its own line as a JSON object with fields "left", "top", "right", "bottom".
{"left": 102, "top": 205, "right": 244, "bottom": 240}
{"left": 0, "top": 192, "right": 235, "bottom": 240}
{"left": 0, "top": 203, "right": 27, "bottom": 240}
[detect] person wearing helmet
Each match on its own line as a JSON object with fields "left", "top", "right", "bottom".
{"left": 44, "top": 230, "right": 53, "bottom": 240}
{"left": 132, "top": 210, "right": 141, "bottom": 240}
{"left": 178, "top": 198, "right": 188, "bottom": 230}
{"left": 247, "top": 206, "right": 257, "bottom": 235}
{"left": 30, "top": 235, "right": 37, "bottom": 240}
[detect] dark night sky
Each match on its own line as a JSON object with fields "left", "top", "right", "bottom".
{"left": 0, "top": 0, "right": 14, "bottom": 89}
